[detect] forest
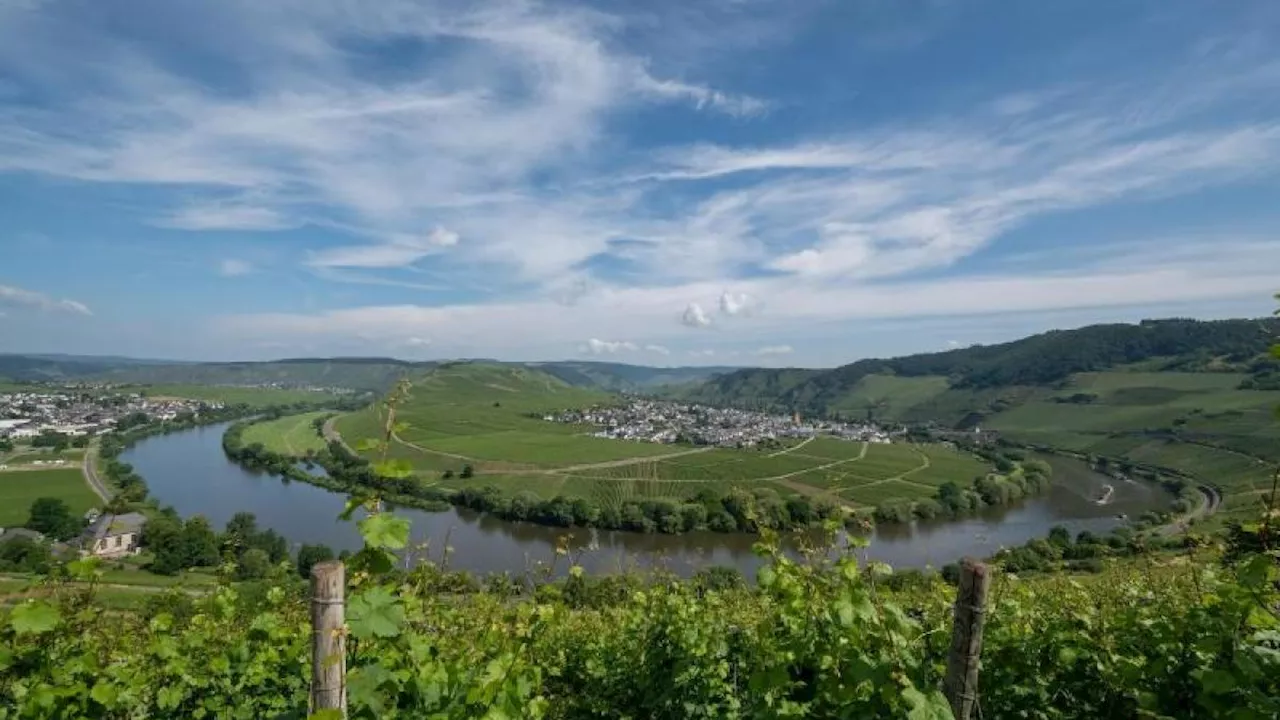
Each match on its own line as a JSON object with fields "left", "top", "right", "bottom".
{"left": 687, "top": 317, "right": 1280, "bottom": 414}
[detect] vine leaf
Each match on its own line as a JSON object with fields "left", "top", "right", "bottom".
{"left": 358, "top": 513, "right": 411, "bottom": 550}
{"left": 9, "top": 600, "right": 59, "bottom": 635}
{"left": 902, "top": 686, "right": 952, "bottom": 720}
{"left": 372, "top": 459, "right": 414, "bottom": 479}
{"left": 348, "top": 586, "right": 405, "bottom": 640}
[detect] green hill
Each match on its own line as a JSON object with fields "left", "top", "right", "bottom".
{"left": 320, "top": 362, "right": 995, "bottom": 530}
{"left": 686, "top": 318, "right": 1276, "bottom": 413}
{"left": 681, "top": 318, "right": 1280, "bottom": 517}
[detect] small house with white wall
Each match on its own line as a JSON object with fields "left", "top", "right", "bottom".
{"left": 82, "top": 512, "right": 147, "bottom": 558}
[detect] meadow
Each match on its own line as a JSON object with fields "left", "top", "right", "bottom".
{"left": 0, "top": 467, "right": 99, "bottom": 526}
{"left": 240, "top": 411, "right": 331, "bottom": 455}
{"left": 324, "top": 363, "right": 994, "bottom": 512}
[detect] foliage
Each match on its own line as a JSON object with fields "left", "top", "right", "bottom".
{"left": 296, "top": 543, "right": 336, "bottom": 579}
{"left": 24, "top": 497, "right": 82, "bottom": 541}
{"left": 0, "top": 536, "right": 53, "bottom": 574}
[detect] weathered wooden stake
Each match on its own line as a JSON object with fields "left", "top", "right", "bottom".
{"left": 944, "top": 558, "right": 991, "bottom": 720}
{"left": 310, "top": 561, "right": 347, "bottom": 717}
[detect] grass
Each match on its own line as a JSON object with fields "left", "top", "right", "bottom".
{"left": 331, "top": 363, "right": 994, "bottom": 509}
{"left": 241, "top": 411, "right": 331, "bottom": 456}
{"left": 0, "top": 468, "right": 98, "bottom": 526}
{"left": 840, "top": 481, "right": 932, "bottom": 506}
{"left": 97, "top": 568, "right": 219, "bottom": 587}
{"left": 821, "top": 374, "right": 951, "bottom": 419}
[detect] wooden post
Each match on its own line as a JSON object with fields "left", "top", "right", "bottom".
{"left": 310, "top": 561, "right": 347, "bottom": 717}
{"left": 944, "top": 558, "right": 991, "bottom": 720}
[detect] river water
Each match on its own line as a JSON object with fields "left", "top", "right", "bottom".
{"left": 123, "top": 423, "right": 1171, "bottom": 577}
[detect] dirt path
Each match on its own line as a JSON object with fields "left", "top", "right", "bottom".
{"left": 766, "top": 435, "right": 814, "bottom": 458}
{"left": 1154, "top": 484, "right": 1221, "bottom": 537}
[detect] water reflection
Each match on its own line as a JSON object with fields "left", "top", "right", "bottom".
{"left": 124, "top": 423, "right": 1171, "bottom": 577}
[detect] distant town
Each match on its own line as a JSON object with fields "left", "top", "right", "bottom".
{"left": 0, "top": 390, "right": 215, "bottom": 439}
{"left": 544, "top": 399, "right": 898, "bottom": 448}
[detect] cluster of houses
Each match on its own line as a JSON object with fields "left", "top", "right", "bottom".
{"left": 0, "top": 391, "right": 214, "bottom": 439}
{"left": 545, "top": 399, "right": 896, "bottom": 448}
{"left": 0, "top": 509, "right": 148, "bottom": 559}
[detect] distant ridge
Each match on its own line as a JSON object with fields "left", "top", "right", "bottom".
{"left": 682, "top": 316, "right": 1279, "bottom": 418}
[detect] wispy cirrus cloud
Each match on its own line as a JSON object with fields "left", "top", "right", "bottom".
{"left": 218, "top": 259, "right": 255, "bottom": 277}
{"left": 1, "top": 1, "right": 1279, "bottom": 363}
{"left": 0, "top": 283, "right": 91, "bottom": 315}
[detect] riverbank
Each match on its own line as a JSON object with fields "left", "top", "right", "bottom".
{"left": 98, "top": 419, "right": 1152, "bottom": 575}
{"left": 1025, "top": 446, "right": 1215, "bottom": 536}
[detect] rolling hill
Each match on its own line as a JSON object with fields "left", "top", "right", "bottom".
{"left": 0, "top": 354, "right": 735, "bottom": 393}
{"left": 680, "top": 317, "right": 1280, "bottom": 522}
{"left": 683, "top": 318, "right": 1278, "bottom": 418}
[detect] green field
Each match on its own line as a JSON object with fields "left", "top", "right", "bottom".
{"left": 0, "top": 468, "right": 98, "bottom": 526}
{"left": 331, "top": 363, "right": 994, "bottom": 509}
{"left": 241, "top": 411, "right": 331, "bottom": 455}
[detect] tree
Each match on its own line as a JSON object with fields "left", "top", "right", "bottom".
{"left": 0, "top": 438, "right": 13, "bottom": 452}
{"left": 296, "top": 544, "right": 335, "bottom": 579}
{"left": 460, "top": 464, "right": 474, "bottom": 479}
{"left": 178, "top": 517, "right": 221, "bottom": 569}
{"left": 224, "top": 512, "right": 259, "bottom": 544}
{"left": 25, "top": 497, "right": 81, "bottom": 541}
{"left": 235, "top": 548, "right": 271, "bottom": 581}
{"left": 1048, "top": 525, "right": 1072, "bottom": 547}
{"left": 0, "top": 536, "right": 51, "bottom": 573}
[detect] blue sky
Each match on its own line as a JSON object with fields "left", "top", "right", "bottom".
{"left": 1, "top": 0, "right": 1278, "bottom": 367}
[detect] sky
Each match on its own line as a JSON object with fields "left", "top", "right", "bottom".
{"left": 1, "top": 0, "right": 1278, "bottom": 368}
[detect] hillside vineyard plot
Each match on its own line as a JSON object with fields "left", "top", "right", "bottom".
{"left": 328, "top": 364, "right": 993, "bottom": 509}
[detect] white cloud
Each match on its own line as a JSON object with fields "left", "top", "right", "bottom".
{"left": 427, "top": 226, "right": 460, "bottom": 248}
{"left": 644, "top": 344, "right": 671, "bottom": 355}
{"left": 3, "top": 1, "right": 1280, "bottom": 365}
{"left": 158, "top": 203, "right": 293, "bottom": 231}
{"left": 402, "top": 337, "right": 431, "bottom": 348}
{"left": 752, "top": 345, "right": 793, "bottom": 356}
{"left": 688, "top": 349, "right": 716, "bottom": 358}
{"left": 632, "top": 74, "right": 768, "bottom": 117}
{"left": 214, "top": 238, "right": 1280, "bottom": 358}
{"left": 219, "top": 259, "right": 255, "bottom": 277}
{"left": 718, "top": 291, "right": 756, "bottom": 316}
{"left": 0, "top": 283, "right": 91, "bottom": 315}
{"left": 681, "top": 302, "right": 712, "bottom": 328}
{"left": 584, "top": 338, "right": 638, "bottom": 354}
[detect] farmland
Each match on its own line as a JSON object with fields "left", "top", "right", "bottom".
{"left": 240, "top": 412, "right": 331, "bottom": 456}
{"left": 0, "top": 468, "right": 99, "bottom": 526}
{"left": 326, "top": 363, "right": 993, "bottom": 511}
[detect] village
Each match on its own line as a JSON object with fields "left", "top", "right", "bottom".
{"left": 0, "top": 390, "right": 214, "bottom": 439}
{"left": 545, "top": 399, "right": 897, "bottom": 448}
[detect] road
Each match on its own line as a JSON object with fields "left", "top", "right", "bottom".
{"left": 766, "top": 435, "right": 814, "bottom": 458}
{"left": 1154, "top": 484, "right": 1221, "bottom": 537}
{"left": 81, "top": 441, "right": 112, "bottom": 504}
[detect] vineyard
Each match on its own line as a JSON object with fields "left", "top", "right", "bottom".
{"left": 1, "top": 509, "right": 1277, "bottom": 719}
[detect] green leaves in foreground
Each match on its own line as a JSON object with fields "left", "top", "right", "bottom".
{"left": 348, "top": 586, "right": 405, "bottom": 640}
{"left": 9, "top": 600, "right": 59, "bottom": 635}
{"left": 358, "top": 512, "right": 411, "bottom": 550}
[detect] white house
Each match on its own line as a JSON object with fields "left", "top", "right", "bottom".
{"left": 82, "top": 512, "right": 147, "bottom": 558}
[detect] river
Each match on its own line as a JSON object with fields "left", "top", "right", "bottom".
{"left": 122, "top": 423, "right": 1171, "bottom": 577}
